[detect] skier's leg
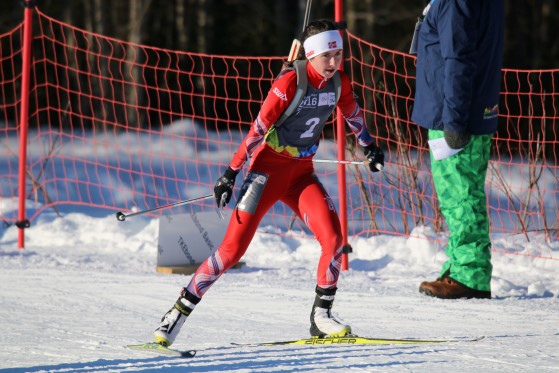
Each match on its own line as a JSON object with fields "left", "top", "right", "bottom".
{"left": 154, "top": 148, "right": 291, "bottom": 345}
{"left": 284, "top": 174, "right": 349, "bottom": 337}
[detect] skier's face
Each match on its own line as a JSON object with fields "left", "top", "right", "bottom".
{"left": 309, "top": 49, "right": 343, "bottom": 79}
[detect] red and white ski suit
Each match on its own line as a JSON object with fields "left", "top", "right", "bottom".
{"left": 186, "top": 62, "right": 375, "bottom": 298}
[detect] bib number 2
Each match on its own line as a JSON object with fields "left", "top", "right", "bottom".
{"left": 300, "top": 117, "right": 320, "bottom": 138}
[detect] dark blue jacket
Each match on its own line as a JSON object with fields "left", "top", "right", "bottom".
{"left": 411, "top": 0, "right": 504, "bottom": 135}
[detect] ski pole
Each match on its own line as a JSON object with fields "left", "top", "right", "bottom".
{"left": 115, "top": 194, "right": 214, "bottom": 221}
{"left": 312, "top": 159, "right": 383, "bottom": 171}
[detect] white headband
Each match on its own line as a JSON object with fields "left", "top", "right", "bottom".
{"left": 303, "top": 30, "right": 343, "bottom": 60}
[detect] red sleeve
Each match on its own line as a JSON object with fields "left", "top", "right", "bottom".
{"left": 336, "top": 71, "right": 375, "bottom": 147}
{"left": 229, "top": 70, "right": 298, "bottom": 170}
{"left": 258, "top": 70, "right": 297, "bottom": 126}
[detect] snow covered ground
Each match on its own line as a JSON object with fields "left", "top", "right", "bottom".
{"left": 1, "top": 208, "right": 558, "bottom": 372}
{"left": 1, "top": 121, "right": 558, "bottom": 371}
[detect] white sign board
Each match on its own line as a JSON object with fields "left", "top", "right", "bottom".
{"left": 157, "top": 210, "right": 230, "bottom": 267}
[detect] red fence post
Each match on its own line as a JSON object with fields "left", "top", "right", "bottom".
{"left": 16, "top": 0, "right": 35, "bottom": 249}
{"left": 335, "top": 0, "right": 352, "bottom": 271}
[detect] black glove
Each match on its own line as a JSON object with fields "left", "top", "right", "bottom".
{"left": 444, "top": 129, "right": 471, "bottom": 149}
{"left": 214, "top": 167, "right": 239, "bottom": 207}
{"left": 364, "top": 143, "right": 384, "bottom": 173}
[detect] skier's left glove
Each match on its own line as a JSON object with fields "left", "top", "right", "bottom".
{"left": 363, "top": 143, "right": 384, "bottom": 172}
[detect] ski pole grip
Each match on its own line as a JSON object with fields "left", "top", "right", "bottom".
{"left": 363, "top": 159, "right": 383, "bottom": 171}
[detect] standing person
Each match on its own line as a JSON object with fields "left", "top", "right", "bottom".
{"left": 153, "top": 19, "right": 384, "bottom": 347}
{"left": 411, "top": 0, "right": 504, "bottom": 299}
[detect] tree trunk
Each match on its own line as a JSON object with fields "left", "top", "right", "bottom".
{"left": 175, "top": 0, "right": 188, "bottom": 51}
{"left": 125, "top": 0, "right": 152, "bottom": 127}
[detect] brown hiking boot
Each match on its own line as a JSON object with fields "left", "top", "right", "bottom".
{"left": 419, "top": 277, "right": 491, "bottom": 299}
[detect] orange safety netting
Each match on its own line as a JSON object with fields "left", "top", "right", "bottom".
{"left": 1, "top": 10, "right": 557, "bottom": 258}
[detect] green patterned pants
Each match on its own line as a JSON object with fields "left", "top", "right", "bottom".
{"left": 429, "top": 130, "right": 493, "bottom": 292}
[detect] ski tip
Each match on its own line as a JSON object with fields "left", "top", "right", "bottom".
{"left": 182, "top": 350, "right": 196, "bottom": 357}
{"left": 180, "top": 350, "right": 197, "bottom": 358}
{"left": 126, "top": 342, "right": 196, "bottom": 358}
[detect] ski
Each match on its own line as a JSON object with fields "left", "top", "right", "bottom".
{"left": 126, "top": 342, "right": 196, "bottom": 358}
{"left": 232, "top": 335, "right": 484, "bottom": 346}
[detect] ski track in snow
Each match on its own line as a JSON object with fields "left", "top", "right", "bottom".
{"left": 0, "top": 212, "right": 558, "bottom": 372}
{"left": 1, "top": 262, "right": 558, "bottom": 372}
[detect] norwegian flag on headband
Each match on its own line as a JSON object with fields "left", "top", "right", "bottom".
{"left": 303, "top": 30, "right": 343, "bottom": 59}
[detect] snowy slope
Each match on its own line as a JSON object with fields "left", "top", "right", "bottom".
{"left": 1, "top": 211, "right": 558, "bottom": 372}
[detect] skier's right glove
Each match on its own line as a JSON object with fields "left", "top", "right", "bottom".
{"left": 213, "top": 167, "right": 239, "bottom": 208}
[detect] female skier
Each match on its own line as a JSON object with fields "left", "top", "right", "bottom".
{"left": 153, "top": 19, "right": 384, "bottom": 346}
